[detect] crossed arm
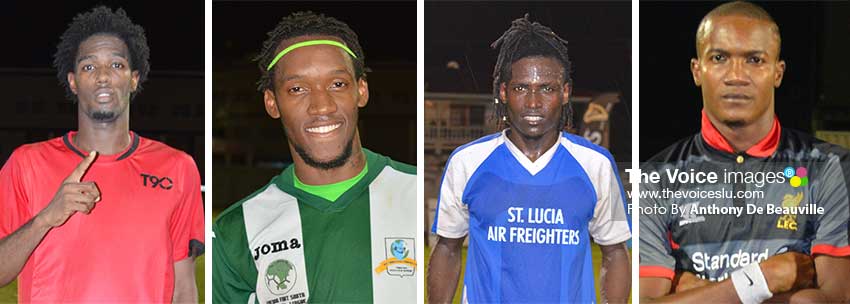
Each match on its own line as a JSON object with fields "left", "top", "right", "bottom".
{"left": 640, "top": 253, "right": 850, "bottom": 303}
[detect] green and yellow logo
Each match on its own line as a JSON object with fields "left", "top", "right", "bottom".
{"left": 265, "top": 259, "right": 297, "bottom": 295}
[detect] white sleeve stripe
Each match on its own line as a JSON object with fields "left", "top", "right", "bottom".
{"left": 433, "top": 134, "right": 503, "bottom": 238}
{"left": 559, "top": 135, "right": 630, "bottom": 243}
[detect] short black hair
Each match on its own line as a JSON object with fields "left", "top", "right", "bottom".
{"left": 255, "top": 11, "right": 366, "bottom": 93}
{"left": 491, "top": 14, "right": 574, "bottom": 130}
{"left": 54, "top": 6, "right": 150, "bottom": 101}
{"left": 696, "top": 1, "right": 780, "bottom": 57}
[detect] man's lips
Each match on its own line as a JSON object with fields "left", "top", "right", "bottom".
{"left": 305, "top": 123, "right": 342, "bottom": 134}
{"left": 95, "top": 89, "right": 114, "bottom": 102}
{"left": 721, "top": 93, "right": 752, "bottom": 100}
{"left": 521, "top": 114, "right": 544, "bottom": 123}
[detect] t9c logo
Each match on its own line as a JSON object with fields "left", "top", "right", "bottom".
{"left": 141, "top": 173, "right": 173, "bottom": 190}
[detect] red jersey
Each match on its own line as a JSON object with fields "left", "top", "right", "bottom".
{"left": 0, "top": 131, "right": 204, "bottom": 303}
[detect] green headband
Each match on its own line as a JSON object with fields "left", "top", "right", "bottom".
{"left": 266, "top": 39, "right": 358, "bottom": 71}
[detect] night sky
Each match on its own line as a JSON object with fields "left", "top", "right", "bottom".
{"left": 0, "top": 1, "right": 202, "bottom": 72}
{"left": 426, "top": 1, "right": 631, "bottom": 95}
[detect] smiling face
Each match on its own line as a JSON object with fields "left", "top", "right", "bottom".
{"left": 68, "top": 34, "right": 139, "bottom": 123}
{"left": 500, "top": 56, "right": 569, "bottom": 142}
{"left": 263, "top": 35, "right": 368, "bottom": 169}
{"left": 692, "top": 15, "right": 784, "bottom": 128}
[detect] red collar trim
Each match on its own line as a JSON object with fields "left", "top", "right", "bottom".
{"left": 700, "top": 110, "right": 781, "bottom": 158}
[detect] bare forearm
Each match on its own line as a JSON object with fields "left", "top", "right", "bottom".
{"left": 173, "top": 258, "right": 198, "bottom": 303}
{"left": 599, "top": 243, "right": 630, "bottom": 303}
{"left": 642, "top": 279, "right": 740, "bottom": 303}
{"left": 427, "top": 239, "right": 463, "bottom": 303}
{"left": 0, "top": 216, "right": 51, "bottom": 286}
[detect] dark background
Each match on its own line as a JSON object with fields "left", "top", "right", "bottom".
{"left": 0, "top": 1, "right": 204, "bottom": 175}
{"left": 212, "top": 1, "right": 416, "bottom": 209}
{"left": 426, "top": 1, "right": 632, "bottom": 160}
{"left": 640, "top": 1, "right": 850, "bottom": 160}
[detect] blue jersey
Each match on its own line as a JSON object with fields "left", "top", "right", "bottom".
{"left": 432, "top": 130, "right": 631, "bottom": 303}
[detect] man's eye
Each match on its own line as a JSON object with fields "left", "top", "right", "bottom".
{"left": 513, "top": 86, "right": 526, "bottom": 92}
{"left": 747, "top": 57, "right": 763, "bottom": 64}
{"left": 541, "top": 86, "right": 553, "bottom": 93}
{"left": 111, "top": 62, "right": 124, "bottom": 69}
{"left": 331, "top": 81, "right": 347, "bottom": 88}
{"left": 711, "top": 54, "right": 726, "bottom": 62}
{"left": 288, "top": 86, "right": 304, "bottom": 94}
{"left": 82, "top": 64, "right": 94, "bottom": 71}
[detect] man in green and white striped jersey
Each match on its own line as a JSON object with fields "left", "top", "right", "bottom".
{"left": 212, "top": 12, "right": 416, "bottom": 304}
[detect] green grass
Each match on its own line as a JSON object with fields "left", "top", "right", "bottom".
{"left": 424, "top": 243, "right": 630, "bottom": 303}
{"left": 0, "top": 255, "right": 205, "bottom": 302}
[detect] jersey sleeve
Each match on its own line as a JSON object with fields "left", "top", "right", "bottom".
{"left": 811, "top": 155, "right": 850, "bottom": 256}
{"left": 638, "top": 168, "right": 676, "bottom": 280}
{"left": 588, "top": 156, "right": 631, "bottom": 246}
{"left": 169, "top": 154, "right": 205, "bottom": 261}
{"left": 431, "top": 154, "right": 470, "bottom": 238}
{"left": 0, "top": 148, "right": 32, "bottom": 239}
{"left": 212, "top": 224, "right": 256, "bottom": 304}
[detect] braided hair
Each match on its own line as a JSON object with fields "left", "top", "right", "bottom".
{"left": 491, "top": 14, "right": 573, "bottom": 130}
{"left": 54, "top": 6, "right": 150, "bottom": 102}
{"left": 255, "top": 11, "right": 366, "bottom": 93}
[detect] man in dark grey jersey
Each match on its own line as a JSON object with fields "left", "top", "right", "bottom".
{"left": 639, "top": 2, "right": 850, "bottom": 303}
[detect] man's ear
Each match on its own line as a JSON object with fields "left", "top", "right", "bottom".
{"left": 263, "top": 89, "right": 280, "bottom": 119}
{"left": 562, "top": 83, "right": 570, "bottom": 106}
{"left": 68, "top": 72, "right": 78, "bottom": 95}
{"left": 130, "top": 70, "right": 140, "bottom": 92}
{"left": 357, "top": 78, "right": 369, "bottom": 108}
{"left": 774, "top": 59, "right": 785, "bottom": 88}
{"left": 690, "top": 58, "right": 702, "bottom": 87}
{"left": 499, "top": 82, "right": 507, "bottom": 103}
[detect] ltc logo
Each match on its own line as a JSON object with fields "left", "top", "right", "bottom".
{"left": 141, "top": 173, "right": 173, "bottom": 190}
{"left": 776, "top": 192, "right": 803, "bottom": 231}
{"left": 375, "top": 238, "right": 416, "bottom": 278}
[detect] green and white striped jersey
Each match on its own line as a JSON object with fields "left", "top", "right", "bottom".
{"left": 213, "top": 150, "right": 417, "bottom": 304}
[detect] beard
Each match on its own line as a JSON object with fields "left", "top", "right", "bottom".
{"left": 90, "top": 110, "right": 118, "bottom": 122}
{"left": 292, "top": 137, "right": 354, "bottom": 170}
{"left": 721, "top": 119, "right": 747, "bottom": 129}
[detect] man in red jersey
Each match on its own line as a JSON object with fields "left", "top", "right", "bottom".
{"left": 0, "top": 6, "right": 203, "bottom": 303}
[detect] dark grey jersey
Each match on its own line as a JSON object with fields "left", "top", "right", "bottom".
{"left": 639, "top": 127, "right": 850, "bottom": 281}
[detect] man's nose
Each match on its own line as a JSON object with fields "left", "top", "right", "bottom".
{"left": 723, "top": 60, "right": 750, "bottom": 86}
{"left": 526, "top": 90, "right": 544, "bottom": 109}
{"left": 95, "top": 69, "right": 110, "bottom": 85}
{"left": 307, "top": 89, "right": 337, "bottom": 115}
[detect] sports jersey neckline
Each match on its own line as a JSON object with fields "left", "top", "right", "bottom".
{"left": 700, "top": 110, "right": 781, "bottom": 158}
{"left": 63, "top": 131, "right": 140, "bottom": 162}
{"left": 501, "top": 129, "right": 561, "bottom": 176}
{"left": 275, "top": 148, "right": 386, "bottom": 212}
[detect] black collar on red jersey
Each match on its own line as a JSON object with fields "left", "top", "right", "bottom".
{"left": 700, "top": 110, "right": 781, "bottom": 158}
{"left": 63, "top": 131, "right": 140, "bottom": 161}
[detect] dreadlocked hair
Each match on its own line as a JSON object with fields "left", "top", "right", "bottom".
{"left": 54, "top": 6, "right": 150, "bottom": 102}
{"left": 490, "top": 14, "right": 574, "bottom": 131}
{"left": 255, "top": 11, "right": 366, "bottom": 93}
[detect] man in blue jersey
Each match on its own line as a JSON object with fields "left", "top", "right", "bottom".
{"left": 428, "top": 15, "right": 631, "bottom": 303}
